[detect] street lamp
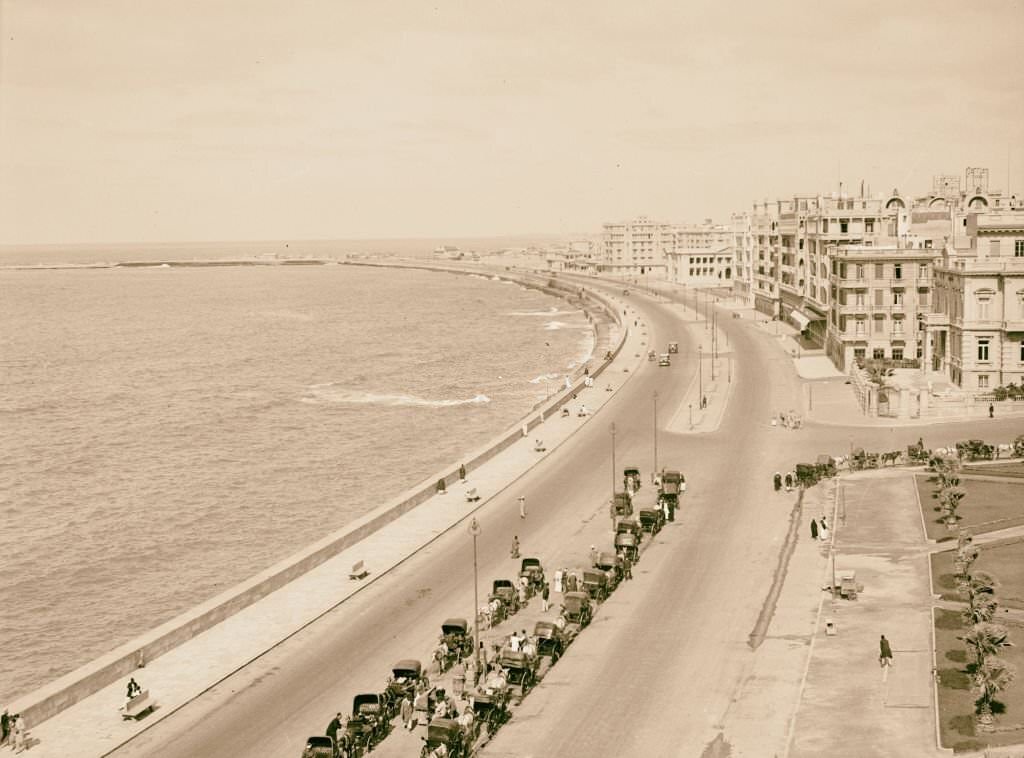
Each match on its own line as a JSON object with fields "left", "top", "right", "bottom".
{"left": 689, "top": 402, "right": 693, "bottom": 429}
{"left": 468, "top": 517, "right": 482, "bottom": 677}
{"left": 610, "top": 422, "right": 617, "bottom": 495}
{"left": 653, "top": 391, "right": 659, "bottom": 476}
{"left": 698, "top": 345, "right": 703, "bottom": 401}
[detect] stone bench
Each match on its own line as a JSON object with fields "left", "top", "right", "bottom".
{"left": 121, "top": 689, "right": 154, "bottom": 720}
{"left": 349, "top": 560, "right": 369, "bottom": 581}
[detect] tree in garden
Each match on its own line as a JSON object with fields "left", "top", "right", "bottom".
{"left": 953, "top": 531, "right": 978, "bottom": 581}
{"left": 972, "top": 657, "right": 1017, "bottom": 731}
{"left": 961, "top": 592, "right": 998, "bottom": 627}
{"left": 960, "top": 622, "right": 1013, "bottom": 668}
{"left": 938, "top": 485, "right": 967, "bottom": 527}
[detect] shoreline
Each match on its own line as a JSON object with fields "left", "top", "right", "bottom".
{"left": 5, "top": 263, "right": 623, "bottom": 728}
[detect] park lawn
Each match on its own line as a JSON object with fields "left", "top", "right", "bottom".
{"left": 917, "top": 475, "right": 1024, "bottom": 542}
{"left": 963, "top": 461, "right": 1024, "bottom": 479}
{"left": 934, "top": 608, "right": 1024, "bottom": 752}
{"left": 931, "top": 540, "right": 1024, "bottom": 607}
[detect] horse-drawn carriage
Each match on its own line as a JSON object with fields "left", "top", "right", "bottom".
{"left": 849, "top": 448, "right": 879, "bottom": 471}
{"left": 907, "top": 441, "right": 930, "bottom": 464}
{"left": 610, "top": 491, "right": 633, "bottom": 519}
{"left": 301, "top": 736, "right": 337, "bottom": 758}
{"left": 956, "top": 439, "right": 996, "bottom": 462}
{"left": 491, "top": 579, "right": 520, "bottom": 615}
{"left": 420, "top": 718, "right": 467, "bottom": 758}
{"left": 497, "top": 649, "right": 538, "bottom": 702}
{"left": 386, "top": 659, "right": 428, "bottom": 709}
{"left": 519, "top": 558, "right": 545, "bottom": 593}
{"left": 581, "top": 569, "right": 610, "bottom": 603}
{"left": 593, "top": 551, "right": 623, "bottom": 590}
{"left": 638, "top": 507, "right": 664, "bottom": 535}
{"left": 614, "top": 531, "right": 639, "bottom": 562}
{"left": 561, "top": 591, "right": 593, "bottom": 628}
{"left": 435, "top": 618, "right": 473, "bottom": 673}
{"left": 344, "top": 693, "right": 389, "bottom": 755}
{"left": 533, "top": 620, "right": 569, "bottom": 664}
{"left": 623, "top": 466, "right": 642, "bottom": 493}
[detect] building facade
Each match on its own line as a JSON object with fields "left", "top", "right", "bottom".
{"left": 664, "top": 221, "right": 733, "bottom": 287}
{"left": 600, "top": 216, "right": 672, "bottom": 278}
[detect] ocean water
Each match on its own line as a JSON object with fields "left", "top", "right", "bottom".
{"left": 0, "top": 262, "right": 593, "bottom": 703}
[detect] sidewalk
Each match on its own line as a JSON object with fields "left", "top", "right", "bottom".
{"left": 663, "top": 299, "right": 732, "bottom": 434}
{"left": 7, "top": 293, "right": 652, "bottom": 757}
{"left": 720, "top": 470, "right": 944, "bottom": 757}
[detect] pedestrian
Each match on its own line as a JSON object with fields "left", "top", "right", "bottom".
{"left": 784, "top": 473, "right": 793, "bottom": 492}
{"left": 510, "top": 535, "right": 520, "bottom": 559}
{"left": 1, "top": 710, "right": 9, "bottom": 746}
{"left": 541, "top": 582, "right": 550, "bottom": 612}
{"left": 819, "top": 517, "right": 830, "bottom": 542}
{"left": 879, "top": 635, "right": 893, "bottom": 667}
{"left": 126, "top": 677, "right": 142, "bottom": 699}
{"left": 810, "top": 519, "right": 819, "bottom": 540}
{"left": 11, "top": 714, "right": 25, "bottom": 755}
{"left": 773, "top": 472, "right": 782, "bottom": 492}
{"left": 518, "top": 495, "right": 527, "bottom": 519}
{"left": 327, "top": 711, "right": 343, "bottom": 740}
{"left": 623, "top": 554, "right": 633, "bottom": 580}
{"left": 589, "top": 545, "right": 599, "bottom": 567}
{"left": 459, "top": 464, "right": 467, "bottom": 482}
{"left": 702, "top": 395, "right": 707, "bottom": 409}
{"left": 400, "top": 695, "right": 413, "bottom": 730}
{"left": 436, "top": 478, "right": 447, "bottom": 495}
{"left": 989, "top": 403, "right": 995, "bottom": 419}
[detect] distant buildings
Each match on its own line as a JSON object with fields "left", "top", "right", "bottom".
{"left": 600, "top": 166, "right": 1024, "bottom": 394}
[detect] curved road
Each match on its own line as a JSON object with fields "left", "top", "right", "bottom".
{"left": 113, "top": 278, "right": 1020, "bottom": 758}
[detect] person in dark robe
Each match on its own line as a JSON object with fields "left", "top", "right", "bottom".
{"left": 326, "top": 712, "right": 343, "bottom": 740}
{"left": 879, "top": 635, "right": 893, "bottom": 666}
{"left": 810, "top": 519, "right": 819, "bottom": 540}
{"left": 773, "top": 472, "right": 782, "bottom": 492}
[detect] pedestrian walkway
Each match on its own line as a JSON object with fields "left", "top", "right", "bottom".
{"left": 9, "top": 292, "right": 653, "bottom": 757}
{"left": 720, "top": 470, "right": 944, "bottom": 757}
{"left": 663, "top": 300, "right": 733, "bottom": 434}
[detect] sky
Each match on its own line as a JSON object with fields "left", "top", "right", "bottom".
{"left": 1, "top": 0, "right": 1022, "bottom": 245}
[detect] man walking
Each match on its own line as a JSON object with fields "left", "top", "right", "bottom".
{"left": 541, "top": 582, "right": 550, "bottom": 612}
{"left": 989, "top": 403, "right": 995, "bottom": 419}
{"left": 518, "top": 495, "right": 527, "bottom": 519}
{"left": 400, "top": 695, "right": 413, "bottom": 730}
{"left": 879, "top": 634, "right": 893, "bottom": 667}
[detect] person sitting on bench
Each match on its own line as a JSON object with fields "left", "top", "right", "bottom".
{"left": 127, "top": 678, "right": 142, "bottom": 700}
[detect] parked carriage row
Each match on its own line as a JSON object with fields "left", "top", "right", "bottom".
{"left": 302, "top": 464, "right": 686, "bottom": 757}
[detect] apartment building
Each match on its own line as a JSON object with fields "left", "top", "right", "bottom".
{"left": 600, "top": 216, "right": 672, "bottom": 277}
{"left": 825, "top": 245, "right": 938, "bottom": 371}
{"left": 664, "top": 221, "right": 734, "bottom": 287}
{"left": 931, "top": 208, "right": 1024, "bottom": 390}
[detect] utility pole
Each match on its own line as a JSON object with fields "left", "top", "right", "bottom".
{"left": 610, "top": 422, "right": 617, "bottom": 496}
{"left": 698, "top": 345, "right": 703, "bottom": 401}
{"left": 468, "top": 517, "right": 482, "bottom": 677}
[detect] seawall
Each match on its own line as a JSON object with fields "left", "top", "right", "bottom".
{"left": 9, "top": 264, "right": 625, "bottom": 727}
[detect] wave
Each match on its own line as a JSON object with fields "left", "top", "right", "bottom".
{"left": 528, "top": 373, "right": 561, "bottom": 384}
{"left": 506, "top": 306, "right": 580, "bottom": 317}
{"left": 543, "top": 320, "right": 573, "bottom": 331}
{"left": 302, "top": 384, "right": 491, "bottom": 408}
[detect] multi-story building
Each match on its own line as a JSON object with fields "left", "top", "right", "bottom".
{"left": 600, "top": 216, "right": 672, "bottom": 278}
{"left": 825, "top": 244, "right": 938, "bottom": 371}
{"left": 664, "top": 220, "right": 733, "bottom": 287}
{"left": 730, "top": 212, "right": 754, "bottom": 302}
{"left": 930, "top": 208, "right": 1024, "bottom": 390}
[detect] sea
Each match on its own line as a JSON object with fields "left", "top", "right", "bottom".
{"left": 0, "top": 243, "right": 593, "bottom": 704}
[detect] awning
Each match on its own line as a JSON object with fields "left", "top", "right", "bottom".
{"left": 789, "top": 310, "right": 810, "bottom": 331}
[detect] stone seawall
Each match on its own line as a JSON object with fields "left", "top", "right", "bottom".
{"left": 10, "top": 264, "right": 626, "bottom": 728}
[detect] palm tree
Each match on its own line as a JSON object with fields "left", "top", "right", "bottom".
{"left": 939, "top": 487, "right": 967, "bottom": 528}
{"left": 865, "top": 363, "right": 894, "bottom": 387}
{"left": 960, "top": 622, "right": 1013, "bottom": 668}
{"left": 961, "top": 592, "right": 998, "bottom": 627}
{"left": 973, "top": 657, "right": 1017, "bottom": 731}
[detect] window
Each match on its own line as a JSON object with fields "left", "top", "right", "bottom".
{"left": 893, "top": 291, "right": 903, "bottom": 307}
{"left": 919, "top": 288, "right": 930, "bottom": 306}
{"left": 894, "top": 263, "right": 902, "bottom": 280}
{"left": 1016, "top": 240, "right": 1024, "bottom": 257}
{"left": 978, "top": 297, "right": 991, "bottom": 320}
{"left": 839, "top": 315, "right": 847, "bottom": 332}
{"left": 854, "top": 347, "right": 866, "bottom": 361}
{"left": 892, "top": 348, "right": 904, "bottom": 360}
{"left": 875, "top": 263, "right": 884, "bottom": 279}
{"left": 978, "top": 375, "right": 989, "bottom": 389}
{"left": 822, "top": 219, "right": 829, "bottom": 233}
{"left": 840, "top": 220, "right": 849, "bottom": 234}
{"left": 919, "top": 263, "right": 928, "bottom": 278}
{"left": 874, "top": 289, "right": 884, "bottom": 306}
{"left": 874, "top": 316, "right": 885, "bottom": 334}
{"left": 856, "top": 264, "right": 864, "bottom": 280}
{"left": 990, "top": 240, "right": 1001, "bottom": 256}
{"left": 893, "top": 318, "right": 904, "bottom": 334}
{"left": 873, "top": 348, "right": 885, "bottom": 359}
{"left": 1020, "top": 341, "right": 1024, "bottom": 362}
{"left": 856, "top": 292, "right": 865, "bottom": 307}
{"left": 865, "top": 219, "right": 875, "bottom": 233}
{"left": 855, "top": 319, "right": 865, "bottom": 336}
{"left": 978, "top": 339, "right": 990, "bottom": 361}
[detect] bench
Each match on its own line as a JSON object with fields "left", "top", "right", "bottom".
{"left": 349, "top": 560, "right": 369, "bottom": 580}
{"left": 121, "top": 689, "right": 154, "bottom": 720}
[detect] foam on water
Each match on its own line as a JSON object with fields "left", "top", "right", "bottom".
{"left": 303, "top": 384, "right": 491, "bottom": 407}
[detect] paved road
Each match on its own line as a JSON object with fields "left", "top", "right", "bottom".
{"left": 111, "top": 281, "right": 1023, "bottom": 758}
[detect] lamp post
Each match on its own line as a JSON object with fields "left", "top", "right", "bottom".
{"left": 698, "top": 345, "right": 703, "bottom": 401}
{"left": 468, "top": 517, "right": 482, "bottom": 676}
{"left": 610, "top": 422, "right": 617, "bottom": 495}
{"left": 689, "top": 402, "right": 693, "bottom": 429}
{"left": 653, "top": 391, "right": 659, "bottom": 476}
